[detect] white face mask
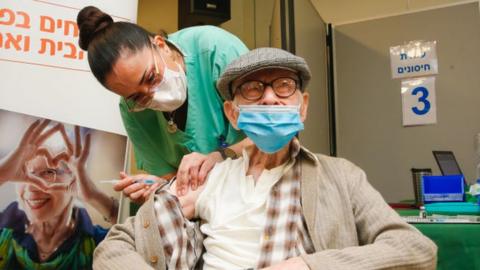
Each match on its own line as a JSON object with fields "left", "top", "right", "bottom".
{"left": 124, "top": 46, "right": 188, "bottom": 113}
{"left": 147, "top": 64, "right": 187, "bottom": 112}
{"left": 147, "top": 51, "right": 187, "bottom": 112}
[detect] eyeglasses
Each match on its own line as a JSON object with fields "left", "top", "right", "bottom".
{"left": 233, "top": 77, "right": 300, "bottom": 101}
{"left": 124, "top": 93, "right": 152, "bottom": 112}
{"left": 31, "top": 167, "right": 69, "bottom": 183}
{"left": 124, "top": 45, "right": 162, "bottom": 112}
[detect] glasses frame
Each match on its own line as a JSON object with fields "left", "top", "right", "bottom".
{"left": 31, "top": 167, "right": 69, "bottom": 184}
{"left": 233, "top": 77, "right": 300, "bottom": 101}
{"left": 124, "top": 44, "right": 162, "bottom": 112}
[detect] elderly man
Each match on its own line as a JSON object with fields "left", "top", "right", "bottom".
{"left": 94, "top": 48, "right": 437, "bottom": 270}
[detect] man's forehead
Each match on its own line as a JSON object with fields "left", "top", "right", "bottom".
{"left": 233, "top": 67, "right": 298, "bottom": 84}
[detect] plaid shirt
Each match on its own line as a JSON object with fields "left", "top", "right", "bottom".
{"left": 256, "top": 139, "right": 314, "bottom": 268}
{"left": 154, "top": 189, "right": 203, "bottom": 269}
{"left": 154, "top": 138, "right": 313, "bottom": 269}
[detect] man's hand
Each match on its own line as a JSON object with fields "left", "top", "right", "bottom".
{"left": 261, "top": 257, "right": 309, "bottom": 270}
{"left": 175, "top": 151, "right": 222, "bottom": 196}
{"left": 114, "top": 172, "right": 165, "bottom": 204}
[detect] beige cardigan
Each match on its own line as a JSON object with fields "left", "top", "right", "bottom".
{"left": 93, "top": 148, "right": 437, "bottom": 270}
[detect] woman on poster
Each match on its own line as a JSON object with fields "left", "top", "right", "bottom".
{"left": 0, "top": 120, "right": 117, "bottom": 269}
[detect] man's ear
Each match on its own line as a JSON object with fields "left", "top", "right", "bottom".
{"left": 300, "top": 92, "right": 309, "bottom": 122}
{"left": 224, "top": 100, "right": 240, "bottom": 130}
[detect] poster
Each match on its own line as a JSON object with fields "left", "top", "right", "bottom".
{"left": 0, "top": 109, "right": 127, "bottom": 268}
{"left": 0, "top": 0, "right": 138, "bottom": 135}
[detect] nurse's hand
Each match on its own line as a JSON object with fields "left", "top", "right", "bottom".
{"left": 175, "top": 151, "right": 222, "bottom": 196}
{"left": 114, "top": 172, "right": 166, "bottom": 204}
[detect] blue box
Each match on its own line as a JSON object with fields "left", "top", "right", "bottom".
{"left": 422, "top": 175, "right": 464, "bottom": 202}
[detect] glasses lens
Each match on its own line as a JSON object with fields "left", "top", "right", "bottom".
{"left": 236, "top": 77, "right": 299, "bottom": 101}
{"left": 125, "top": 95, "right": 151, "bottom": 112}
{"left": 239, "top": 81, "right": 264, "bottom": 100}
{"left": 272, "top": 78, "right": 297, "bottom": 97}
{"left": 34, "top": 168, "right": 68, "bottom": 183}
{"left": 41, "top": 169, "right": 56, "bottom": 182}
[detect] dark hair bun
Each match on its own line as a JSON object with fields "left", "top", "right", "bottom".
{"left": 77, "top": 6, "right": 114, "bottom": 50}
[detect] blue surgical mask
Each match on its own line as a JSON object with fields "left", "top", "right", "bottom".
{"left": 237, "top": 105, "right": 304, "bottom": 153}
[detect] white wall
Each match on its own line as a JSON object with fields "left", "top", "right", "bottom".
{"left": 334, "top": 2, "right": 480, "bottom": 202}
{"left": 294, "top": 0, "right": 330, "bottom": 154}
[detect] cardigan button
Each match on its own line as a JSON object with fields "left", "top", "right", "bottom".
{"left": 150, "top": 255, "right": 158, "bottom": 264}
{"left": 143, "top": 219, "right": 150, "bottom": 228}
{"left": 263, "top": 234, "right": 270, "bottom": 241}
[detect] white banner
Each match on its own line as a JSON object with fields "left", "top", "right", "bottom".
{"left": 401, "top": 77, "right": 437, "bottom": 126}
{"left": 0, "top": 0, "right": 138, "bottom": 135}
{"left": 390, "top": 40, "right": 438, "bottom": 79}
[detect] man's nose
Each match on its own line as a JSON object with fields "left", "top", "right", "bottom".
{"left": 258, "top": 86, "right": 281, "bottom": 105}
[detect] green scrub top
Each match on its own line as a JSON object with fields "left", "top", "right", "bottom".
{"left": 120, "top": 26, "right": 248, "bottom": 176}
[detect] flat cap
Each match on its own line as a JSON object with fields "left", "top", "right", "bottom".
{"left": 217, "top": 47, "right": 311, "bottom": 100}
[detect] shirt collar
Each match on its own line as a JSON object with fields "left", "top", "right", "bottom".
{"left": 288, "top": 137, "right": 318, "bottom": 163}
{"left": 239, "top": 137, "right": 318, "bottom": 172}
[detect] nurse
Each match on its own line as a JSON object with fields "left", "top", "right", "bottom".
{"left": 77, "top": 6, "right": 249, "bottom": 202}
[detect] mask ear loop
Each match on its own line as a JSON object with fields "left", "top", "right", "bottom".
{"left": 153, "top": 43, "right": 185, "bottom": 77}
{"left": 295, "top": 90, "right": 304, "bottom": 112}
{"left": 151, "top": 44, "right": 168, "bottom": 87}
{"left": 156, "top": 44, "right": 187, "bottom": 95}
{"left": 232, "top": 99, "right": 240, "bottom": 112}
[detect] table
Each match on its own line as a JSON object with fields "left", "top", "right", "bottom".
{"left": 397, "top": 209, "right": 480, "bottom": 270}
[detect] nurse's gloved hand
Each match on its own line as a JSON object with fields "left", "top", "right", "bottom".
{"left": 114, "top": 172, "right": 165, "bottom": 204}
{"left": 176, "top": 151, "right": 222, "bottom": 196}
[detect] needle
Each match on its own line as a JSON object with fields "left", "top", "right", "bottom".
{"left": 99, "top": 179, "right": 157, "bottom": 185}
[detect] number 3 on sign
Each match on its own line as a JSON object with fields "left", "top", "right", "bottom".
{"left": 411, "top": 87, "right": 431, "bottom": 115}
{"left": 401, "top": 77, "right": 437, "bottom": 126}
